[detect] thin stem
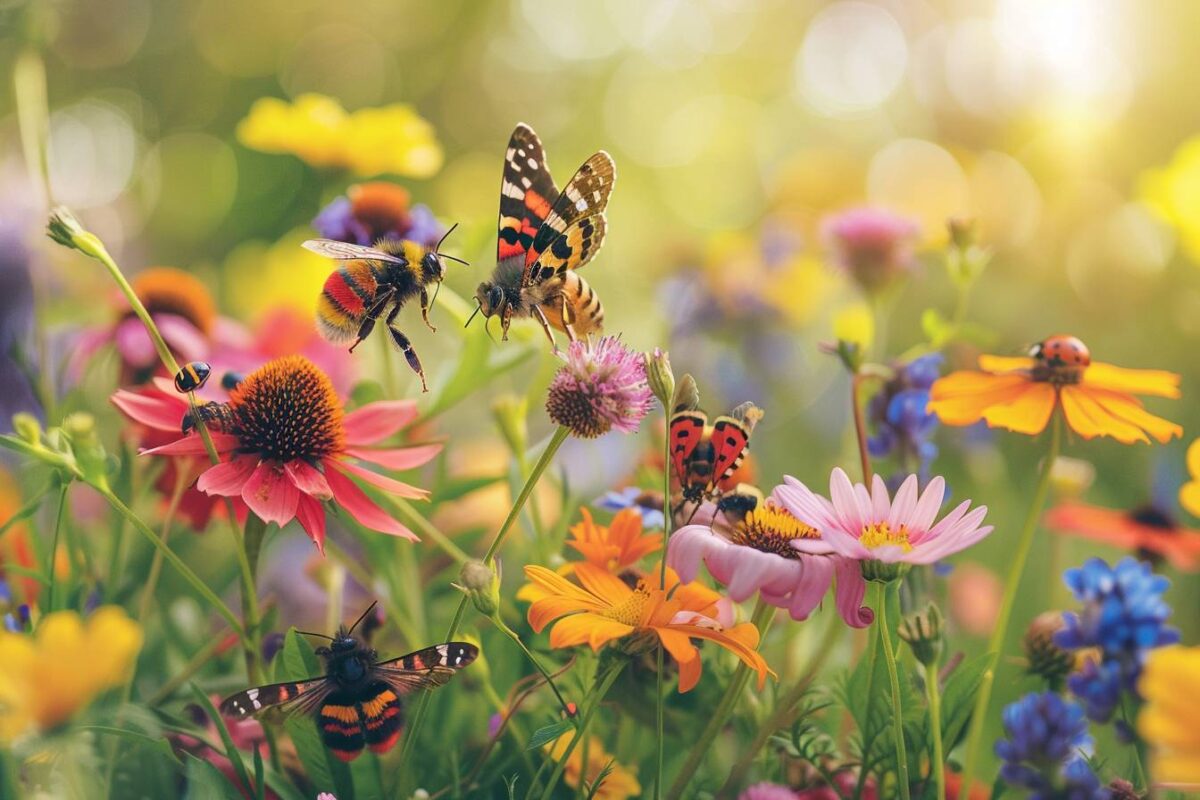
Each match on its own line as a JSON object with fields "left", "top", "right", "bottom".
{"left": 926, "top": 659, "right": 945, "bottom": 800}
{"left": 656, "top": 407, "right": 674, "bottom": 800}
{"left": 493, "top": 617, "right": 573, "bottom": 714}
{"left": 386, "top": 496, "right": 471, "bottom": 564}
{"left": 851, "top": 373, "right": 873, "bottom": 482}
{"left": 533, "top": 662, "right": 625, "bottom": 800}
{"left": 238, "top": 513, "right": 267, "bottom": 684}
{"left": 147, "top": 631, "right": 235, "bottom": 706}
{"left": 44, "top": 485, "right": 68, "bottom": 614}
{"left": 136, "top": 468, "right": 188, "bottom": 623}
{"left": 399, "top": 426, "right": 570, "bottom": 776}
{"left": 878, "top": 584, "right": 911, "bottom": 800}
{"left": 665, "top": 599, "right": 774, "bottom": 800}
{"left": 1120, "top": 696, "right": 1148, "bottom": 790}
{"left": 959, "top": 413, "right": 1063, "bottom": 793}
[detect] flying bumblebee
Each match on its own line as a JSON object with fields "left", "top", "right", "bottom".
{"left": 470, "top": 124, "right": 614, "bottom": 345}
{"left": 303, "top": 226, "right": 467, "bottom": 392}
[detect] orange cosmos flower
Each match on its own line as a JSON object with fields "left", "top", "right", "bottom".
{"left": 566, "top": 508, "right": 662, "bottom": 572}
{"left": 927, "top": 335, "right": 1181, "bottom": 444}
{"left": 523, "top": 563, "right": 772, "bottom": 693}
{"left": 1044, "top": 502, "right": 1200, "bottom": 571}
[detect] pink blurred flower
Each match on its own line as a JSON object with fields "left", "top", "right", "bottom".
{"left": 778, "top": 469, "right": 992, "bottom": 565}
{"left": 118, "top": 355, "right": 440, "bottom": 552}
{"left": 217, "top": 305, "right": 357, "bottom": 397}
{"left": 739, "top": 783, "right": 799, "bottom": 800}
{"left": 948, "top": 563, "right": 1003, "bottom": 637}
{"left": 668, "top": 488, "right": 873, "bottom": 628}
{"left": 546, "top": 336, "right": 655, "bottom": 439}
{"left": 821, "top": 207, "right": 920, "bottom": 293}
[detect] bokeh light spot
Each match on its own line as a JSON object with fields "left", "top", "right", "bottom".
{"left": 795, "top": 2, "right": 909, "bottom": 117}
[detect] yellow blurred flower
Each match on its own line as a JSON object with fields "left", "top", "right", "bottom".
{"left": 545, "top": 732, "right": 641, "bottom": 800}
{"left": 832, "top": 302, "right": 874, "bottom": 350}
{"left": 237, "top": 93, "right": 443, "bottom": 178}
{"left": 1180, "top": 438, "right": 1200, "bottom": 518}
{"left": 222, "top": 229, "right": 333, "bottom": 322}
{"left": 0, "top": 607, "right": 143, "bottom": 742}
{"left": 1138, "top": 645, "right": 1200, "bottom": 786}
{"left": 1140, "top": 135, "right": 1200, "bottom": 264}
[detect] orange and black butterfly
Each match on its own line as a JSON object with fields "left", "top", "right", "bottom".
{"left": 219, "top": 605, "right": 478, "bottom": 762}
{"left": 668, "top": 375, "right": 764, "bottom": 514}
{"left": 471, "top": 123, "right": 615, "bottom": 345}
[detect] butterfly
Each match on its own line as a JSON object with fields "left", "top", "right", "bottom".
{"left": 219, "top": 604, "right": 478, "bottom": 762}
{"left": 668, "top": 375, "right": 764, "bottom": 518}
{"left": 471, "top": 123, "right": 616, "bottom": 345}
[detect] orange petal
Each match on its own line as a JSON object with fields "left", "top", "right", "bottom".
{"left": 927, "top": 372, "right": 1033, "bottom": 426}
{"left": 1082, "top": 362, "right": 1181, "bottom": 399}
{"left": 1089, "top": 389, "right": 1182, "bottom": 444}
{"left": 656, "top": 628, "right": 702, "bottom": 691}
{"left": 1187, "top": 439, "right": 1200, "bottom": 479}
{"left": 1059, "top": 387, "right": 1148, "bottom": 444}
{"left": 980, "top": 382, "right": 1057, "bottom": 435}
{"left": 548, "top": 613, "right": 633, "bottom": 651}
{"left": 978, "top": 354, "right": 1034, "bottom": 373}
{"left": 670, "top": 622, "right": 773, "bottom": 690}
{"left": 1182, "top": 481, "right": 1200, "bottom": 519}
{"left": 572, "top": 563, "right": 634, "bottom": 606}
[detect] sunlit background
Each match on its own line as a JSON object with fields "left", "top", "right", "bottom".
{"left": 2, "top": 0, "right": 1199, "bottom": 785}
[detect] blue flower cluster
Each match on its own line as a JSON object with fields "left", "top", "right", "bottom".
{"left": 867, "top": 353, "right": 942, "bottom": 487}
{"left": 1054, "top": 557, "right": 1179, "bottom": 726}
{"left": 995, "top": 692, "right": 1109, "bottom": 799}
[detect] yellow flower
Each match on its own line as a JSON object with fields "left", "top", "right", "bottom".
{"left": 223, "top": 229, "right": 334, "bottom": 322}
{"left": 545, "top": 732, "right": 641, "bottom": 800}
{"left": 0, "top": 607, "right": 143, "bottom": 742}
{"left": 237, "top": 93, "right": 442, "bottom": 178}
{"left": 1138, "top": 645, "right": 1200, "bottom": 786}
{"left": 1180, "top": 439, "right": 1200, "bottom": 518}
{"left": 1139, "top": 135, "right": 1200, "bottom": 264}
{"left": 928, "top": 335, "right": 1181, "bottom": 444}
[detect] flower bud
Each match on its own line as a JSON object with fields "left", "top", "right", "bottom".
{"left": 898, "top": 604, "right": 944, "bottom": 667}
{"left": 1049, "top": 457, "right": 1095, "bottom": 499}
{"left": 62, "top": 413, "right": 110, "bottom": 490}
{"left": 947, "top": 216, "right": 976, "bottom": 251}
{"left": 1024, "top": 611, "right": 1074, "bottom": 686}
{"left": 643, "top": 348, "right": 675, "bottom": 408}
{"left": 46, "top": 206, "right": 106, "bottom": 259}
{"left": 11, "top": 413, "right": 42, "bottom": 446}
{"left": 457, "top": 560, "right": 501, "bottom": 618}
{"left": 860, "top": 559, "right": 910, "bottom": 584}
{"left": 491, "top": 394, "right": 528, "bottom": 456}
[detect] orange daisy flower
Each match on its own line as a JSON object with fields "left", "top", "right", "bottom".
{"left": 566, "top": 508, "right": 662, "bottom": 572}
{"left": 1044, "top": 501, "right": 1200, "bottom": 571}
{"left": 523, "top": 563, "right": 772, "bottom": 693}
{"left": 927, "top": 335, "right": 1181, "bottom": 444}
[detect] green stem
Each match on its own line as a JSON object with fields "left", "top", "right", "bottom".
{"left": 926, "top": 659, "right": 945, "bottom": 800}
{"left": 533, "top": 662, "right": 625, "bottom": 800}
{"left": 665, "top": 599, "right": 774, "bottom": 800}
{"left": 851, "top": 373, "right": 873, "bottom": 483}
{"left": 386, "top": 496, "right": 471, "bottom": 564}
{"left": 878, "top": 584, "right": 911, "bottom": 800}
{"left": 656, "top": 406, "right": 674, "bottom": 800}
{"left": 493, "top": 616, "right": 572, "bottom": 714}
{"left": 136, "top": 469, "right": 188, "bottom": 623}
{"left": 239, "top": 513, "right": 267, "bottom": 684}
{"left": 399, "top": 426, "right": 570, "bottom": 776}
{"left": 959, "top": 413, "right": 1062, "bottom": 793}
{"left": 1121, "top": 696, "right": 1148, "bottom": 790}
{"left": 44, "top": 485, "right": 68, "bottom": 614}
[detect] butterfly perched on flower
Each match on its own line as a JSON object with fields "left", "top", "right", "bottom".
{"left": 219, "top": 605, "right": 478, "bottom": 761}
{"left": 669, "top": 375, "right": 764, "bottom": 519}
{"left": 471, "top": 123, "right": 615, "bottom": 345}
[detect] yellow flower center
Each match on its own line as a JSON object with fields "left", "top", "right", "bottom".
{"left": 728, "top": 504, "right": 819, "bottom": 559}
{"left": 128, "top": 267, "right": 216, "bottom": 335}
{"left": 860, "top": 522, "right": 913, "bottom": 552}
{"left": 229, "top": 355, "right": 345, "bottom": 463}
{"left": 602, "top": 587, "right": 651, "bottom": 627}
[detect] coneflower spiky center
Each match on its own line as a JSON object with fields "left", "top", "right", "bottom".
{"left": 728, "top": 504, "right": 819, "bottom": 559}
{"left": 128, "top": 267, "right": 216, "bottom": 335}
{"left": 228, "top": 355, "right": 344, "bottom": 463}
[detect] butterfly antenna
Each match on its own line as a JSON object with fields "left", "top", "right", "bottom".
{"left": 296, "top": 630, "right": 335, "bottom": 641}
{"left": 347, "top": 601, "right": 378, "bottom": 635}
{"left": 465, "top": 303, "right": 482, "bottom": 329}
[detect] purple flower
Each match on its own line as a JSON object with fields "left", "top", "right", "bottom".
{"left": 312, "top": 181, "right": 443, "bottom": 247}
{"left": 0, "top": 213, "right": 41, "bottom": 428}
{"left": 545, "top": 337, "right": 655, "bottom": 439}
{"left": 994, "top": 692, "right": 1109, "bottom": 800}
{"left": 822, "top": 207, "right": 921, "bottom": 293}
{"left": 868, "top": 353, "right": 943, "bottom": 487}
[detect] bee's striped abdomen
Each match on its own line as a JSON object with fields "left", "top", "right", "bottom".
{"left": 319, "top": 694, "right": 366, "bottom": 762}
{"left": 564, "top": 272, "right": 604, "bottom": 335}
{"left": 317, "top": 261, "right": 380, "bottom": 343}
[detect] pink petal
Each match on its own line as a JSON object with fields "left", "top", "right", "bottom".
{"left": 241, "top": 462, "right": 301, "bottom": 528}
{"left": 914, "top": 500, "right": 972, "bottom": 544}
{"left": 834, "top": 556, "right": 874, "bottom": 627}
{"left": 197, "top": 456, "right": 258, "bottom": 496}
{"left": 910, "top": 476, "right": 946, "bottom": 533}
{"left": 822, "top": 527, "right": 870, "bottom": 559}
{"left": 67, "top": 326, "right": 111, "bottom": 382}
{"left": 771, "top": 555, "right": 835, "bottom": 621}
{"left": 112, "top": 389, "right": 188, "bottom": 431}
{"left": 323, "top": 466, "right": 419, "bottom": 541}
{"left": 829, "top": 468, "right": 863, "bottom": 532}
{"left": 157, "top": 314, "right": 209, "bottom": 362}
{"left": 284, "top": 460, "right": 333, "bottom": 500}
{"left": 887, "top": 475, "right": 918, "bottom": 528}
{"left": 344, "top": 443, "right": 442, "bottom": 471}
{"left": 870, "top": 474, "right": 891, "bottom": 521}
{"left": 295, "top": 494, "right": 328, "bottom": 554}
{"left": 142, "top": 432, "right": 241, "bottom": 456}
{"left": 666, "top": 525, "right": 711, "bottom": 584}
{"left": 114, "top": 318, "right": 158, "bottom": 367}
{"left": 329, "top": 459, "right": 429, "bottom": 500}
{"left": 342, "top": 401, "right": 419, "bottom": 446}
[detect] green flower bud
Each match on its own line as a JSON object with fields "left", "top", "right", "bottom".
{"left": 457, "top": 559, "right": 501, "bottom": 618}
{"left": 12, "top": 413, "right": 42, "bottom": 446}
{"left": 491, "top": 394, "right": 528, "bottom": 457}
{"left": 643, "top": 348, "right": 675, "bottom": 407}
{"left": 46, "top": 206, "right": 106, "bottom": 259}
{"left": 861, "top": 559, "right": 910, "bottom": 584}
{"left": 897, "top": 604, "right": 944, "bottom": 667}
{"left": 62, "top": 412, "right": 110, "bottom": 490}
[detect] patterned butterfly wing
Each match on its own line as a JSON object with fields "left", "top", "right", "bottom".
{"left": 525, "top": 215, "right": 608, "bottom": 286}
{"left": 669, "top": 411, "right": 708, "bottom": 490}
{"left": 373, "top": 642, "right": 480, "bottom": 692}
{"left": 219, "top": 676, "right": 333, "bottom": 721}
{"left": 498, "top": 124, "right": 559, "bottom": 265}
{"left": 522, "top": 151, "right": 616, "bottom": 285}
{"left": 707, "top": 403, "right": 764, "bottom": 490}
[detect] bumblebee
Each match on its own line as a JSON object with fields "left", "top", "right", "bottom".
{"left": 304, "top": 226, "right": 466, "bottom": 392}
{"left": 471, "top": 124, "right": 614, "bottom": 345}
{"left": 181, "top": 401, "right": 235, "bottom": 435}
{"left": 174, "top": 361, "right": 211, "bottom": 393}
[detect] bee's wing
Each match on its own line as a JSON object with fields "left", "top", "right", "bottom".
{"left": 219, "top": 676, "right": 333, "bottom": 721}
{"left": 302, "top": 239, "right": 408, "bottom": 266}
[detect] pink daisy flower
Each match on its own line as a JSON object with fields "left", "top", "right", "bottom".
{"left": 775, "top": 468, "right": 992, "bottom": 567}
{"left": 115, "top": 355, "right": 440, "bottom": 552}
{"left": 545, "top": 336, "right": 655, "bottom": 439}
{"left": 821, "top": 207, "right": 920, "bottom": 293}
{"left": 668, "top": 488, "right": 873, "bottom": 628}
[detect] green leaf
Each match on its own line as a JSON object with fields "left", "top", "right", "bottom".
{"left": 940, "top": 653, "right": 993, "bottom": 751}
{"left": 77, "top": 725, "right": 183, "bottom": 767}
{"left": 184, "top": 754, "right": 242, "bottom": 800}
{"left": 526, "top": 719, "right": 575, "bottom": 750}
{"left": 921, "top": 308, "right": 951, "bottom": 347}
{"left": 252, "top": 747, "right": 265, "bottom": 800}
{"left": 189, "top": 685, "right": 252, "bottom": 795}
{"left": 279, "top": 629, "right": 356, "bottom": 800}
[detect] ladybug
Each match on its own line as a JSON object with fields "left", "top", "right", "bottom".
{"left": 173, "top": 361, "right": 212, "bottom": 393}
{"left": 1032, "top": 335, "right": 1090, "bottom": 368}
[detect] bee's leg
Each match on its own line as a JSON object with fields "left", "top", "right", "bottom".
{"left": 384, "top": 304, "right": 427, "bottom": 392}
{"left": 419, "top": 287, "right": 437, "bottom": 333}
{"left": 531, "top": 305, "right": 559, "bottom": 351}
{"left": 558, "top": 293, "right": 578, "bottom": 343}
{"left": 350, "top": 292, "right": 395, "bottom": 353}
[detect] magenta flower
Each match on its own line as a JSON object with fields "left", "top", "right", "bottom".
{"left": 669, "top": 488, "right": 874, "bottom": 628}
{"left": 545, "top": 336, "right": 655, "bottom": 439}
{"left": 821, "top": 207, "right": 920, "bottom": 293}
{"left": 116, "top": 355, "right": 440, "bottom": 552}
{"left": 776, "top": 469, "right": 992, "bottom": 566}
{"left": 739, "top": 783, "right": 800, "bottom": 800}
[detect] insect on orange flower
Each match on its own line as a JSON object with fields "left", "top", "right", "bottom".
{"left": 927, "top": 335, "right": 1182, "bottom": 444}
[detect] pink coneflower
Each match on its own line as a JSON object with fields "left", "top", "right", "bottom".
{"left": 739, "top": 783, "right": 800, "bottom": 800}
{"left": 668, "top": 490, "right": 873, "bottom": 628}
{"left": 545, "top": 336, "right": 655, "bottom": 439}
{"left": 821, "top": 207, "right": 920, "bottom": 293}
{"left": 116, "top": 355, "right": 440, "bottom": 551}
{"left": 777, "top": 469, "right": 992, "bottom": 570}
